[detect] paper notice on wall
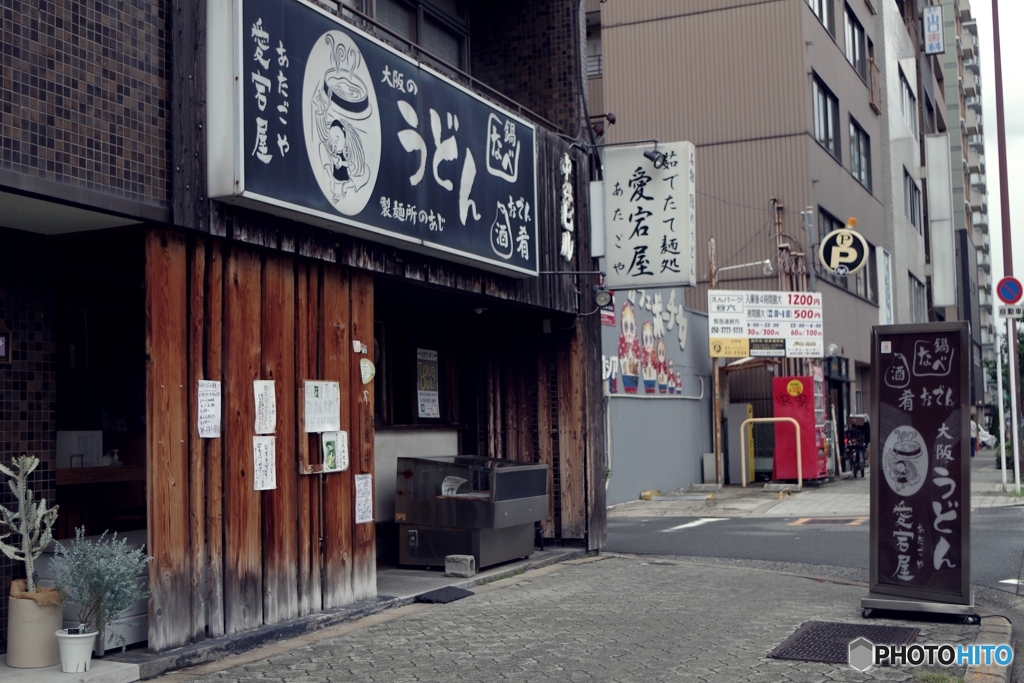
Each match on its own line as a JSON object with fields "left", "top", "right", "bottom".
{"left": 254, "top": 380, "right": 277, "bottom": 434}
{"left": 197, "top": 380, "right": 222, "bottom": 438}
{"left": 304, "top": 381, "right": 341, "bottom": 433}
{"left": 355, "top": 474, "right": 373, "bottom": 524}
{"left": 321, "top": 431, "right": 349, "bottom": 472}
{"left": 253, "top": 436, "right": 277, "bottom": 491}
{"left": 416, "top": 348, "right": 440, "bottom": 418}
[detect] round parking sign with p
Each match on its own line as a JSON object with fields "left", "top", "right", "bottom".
{"left": 819, "top": 228, "right": 869, "bottom": 276}
{"left": 997, "top": 277, "right": 1023, "bottom": 305}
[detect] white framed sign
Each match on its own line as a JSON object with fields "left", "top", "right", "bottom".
{"left": 604, "top": 142, "right": 696, "bottom": 289}
{"left": 707, "top": 290, "right": 824, "bottom": 358}
{"left": 923, "top": 7, "right": 944, "bottom": 55}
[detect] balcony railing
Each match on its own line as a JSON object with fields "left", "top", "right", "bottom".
{"left": 587, "top": 53, "right": 603, "bottom": 78}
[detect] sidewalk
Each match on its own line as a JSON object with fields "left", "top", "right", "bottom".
{"left": 608, "top": 448, "right": 1024, "bottom": 520}
{"left": 151, "top": 556, "right": 993, "bottom": 683}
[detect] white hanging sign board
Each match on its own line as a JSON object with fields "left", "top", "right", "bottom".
{"left": 604, "top": 141, "right": 696, "bottom": 289}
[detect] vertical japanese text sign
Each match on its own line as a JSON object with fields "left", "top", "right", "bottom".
{"left": 923, "top": 6, "right": 944, "bottom": 56}
{"left": 869, "top": 322, "right": 970, "bottom": 605}
{"left": 604, "top": 142, "right": 696, "bottom": 289}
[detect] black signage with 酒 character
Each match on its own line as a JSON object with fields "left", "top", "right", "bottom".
{"left": 864, "top": 322, "right": 972, "bottom": 614}
{"left": 208, "top": 0, "right": 538, "bottom": 276}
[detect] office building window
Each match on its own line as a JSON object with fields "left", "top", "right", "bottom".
{"left": 854, "top": 246, "right": 877, "bottom": 303}
{"left": 904, "top": 168, "right": 922, "bottom": 231}
{"left": 376, "top": 0, "right": 467, "bottom": 70}
{"left": 807, "top": 0, "right": 835, "bottom": 34}
{"left": 909, "top": 274, "right": 927, "bottom": 323}
{"left": 818, "top": 209, "right": 845, "bottom": 285}
{"left": 813, "top": 76, "right": 840, "bottom": 159}
{"left": 899, "top": 69, "right": 918, "bottom": 136}
{"left": 850, "top": 118, "right": 871, "bottom": 190}
{"left": 844, "top": 5, "right": 867, "bottom": 79}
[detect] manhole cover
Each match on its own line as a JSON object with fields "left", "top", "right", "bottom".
{"left": 768, "top": 621, "right": 918, "bottom": 664}
{"left": 416, "top": 586, "right": 474, "bottom": 604}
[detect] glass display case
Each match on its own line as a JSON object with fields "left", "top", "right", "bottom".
{"left": 395, "top": 455, "right": 549, "bottom": 569}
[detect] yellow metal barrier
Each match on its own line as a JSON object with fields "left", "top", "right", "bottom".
{"left": 739, "top": 417, "right": 802, "bottom": 491}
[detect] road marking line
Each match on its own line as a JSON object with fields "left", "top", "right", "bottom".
{"left": 787, "top": 517, "right": 868, "bottom": 526}
{"left": 662, "top": 518, "right": 727, "bottom": 532}
{"left": 998, "top": 579, "right": 1020, "bottom": 585}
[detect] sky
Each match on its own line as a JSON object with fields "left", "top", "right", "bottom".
{"left": 972, "top": 0, "right": 1024, "bottom": 293}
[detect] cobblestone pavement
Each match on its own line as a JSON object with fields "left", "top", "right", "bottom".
{"left": 166, "top": 557, "right": 978, "bottom": 683}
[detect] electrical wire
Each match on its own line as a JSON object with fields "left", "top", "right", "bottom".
{"left": 696, "top": 191, "right": 774, "bottom": 214}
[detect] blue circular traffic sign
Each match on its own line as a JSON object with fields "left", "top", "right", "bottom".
{"left": 997, "top": 277, "right": 1023, "bottom": 305}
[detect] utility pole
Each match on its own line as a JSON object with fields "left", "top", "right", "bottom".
{"left": 710, "top": 237, "right": 723, "bottom": 486}
{"left": 992, "top": 0, "right": 1021, "bottom": 491}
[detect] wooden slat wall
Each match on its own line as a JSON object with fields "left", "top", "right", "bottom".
{"left": 536, "top": 342, "right": 556, "bottom": 538}
{"left": 349, "top": 272, "right": 376, "bottom": 602}
{"left": 149, "top": 233, "right": 379, "bottom": 648}
{"left": 204, "top": 244, "right": 225, "bottom": 638}
{"left": 223, "top": 248, "right": 263, "bottom": 634}
{"left": 321, "top": 268, "right": 354, "bottom": 609}
{"left": 145, "top": 229, "right": 192, "bottom": 651}
{"left": 556, "top": 329, "right": 586, "bottom": 539}
{"left": 187, "top": 239, "right": 207, "bottom": 642}
{"left": 295, "top": 262, "right": 321, "bottom": 616}
{"left": 260, "top": 254, "right": 298, "bottom": 624}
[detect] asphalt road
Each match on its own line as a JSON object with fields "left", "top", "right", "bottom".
{"left": 606, "top": 507, "right": 1024, "bottom": 593}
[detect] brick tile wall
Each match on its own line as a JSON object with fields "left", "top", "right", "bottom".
{"left": 0, "top": 0, "right": 171, "bottom": 208}
{"left": 0, "top": 227, "right": 57, "bottom": 655}
{"left": 470, "top": 0, "right": 585, "bottom": 136}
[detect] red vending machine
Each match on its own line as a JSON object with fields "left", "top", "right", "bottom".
{"left": 772, "top": 376, "right": 828, "bottom": 481}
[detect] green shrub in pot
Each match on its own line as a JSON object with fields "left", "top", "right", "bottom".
{"left": 50, "top": 526, "right": 152, "bottom": 651}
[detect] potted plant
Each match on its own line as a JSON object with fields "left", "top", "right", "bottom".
{"left": 49, "top": 527, "right": 151, "bottom": 673}
{"left": 0, "top": 453, "right": 62, "bottom": 668}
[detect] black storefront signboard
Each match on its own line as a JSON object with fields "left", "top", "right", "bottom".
{"left": 868, "top": 322, "right": 971, "bottom": 607}
{"left": 208, "top": 0, "right": 538, "bottom": 276}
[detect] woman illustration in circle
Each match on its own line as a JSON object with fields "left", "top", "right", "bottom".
{"left": 313, "top": 34, "right": 371, "bottom": 203}
{"left": 319, "top": 119, "right": 366, "bottom": 201}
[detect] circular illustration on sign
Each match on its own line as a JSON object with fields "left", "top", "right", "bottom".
{"left": 787, "top": 380, "right": 804, "bottom": 397}
{"left": 303, "top": 30, "right": 381, "bottom": 215}
{"left": 881, "top": 427, "right": 927, "bottom": 496}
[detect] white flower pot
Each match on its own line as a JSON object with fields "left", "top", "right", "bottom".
{"left": 6, "top": 596, "right": 62, "bottom": 668}
{"left": 55, "top": 629, "right": 97, "bottom": 673}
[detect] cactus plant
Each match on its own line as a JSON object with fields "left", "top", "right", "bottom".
{"left": 0, "top": 454, "right": 59, "bottom": 593}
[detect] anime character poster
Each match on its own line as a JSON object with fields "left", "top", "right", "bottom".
{"left": 641, "top": 320, "right": 657, "bottom": 394}
{"left": 618, "top": 301, "right": 641, "bottom": 394}
{"left": 606, "top": 289, "right": 691, "bottom": 397}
